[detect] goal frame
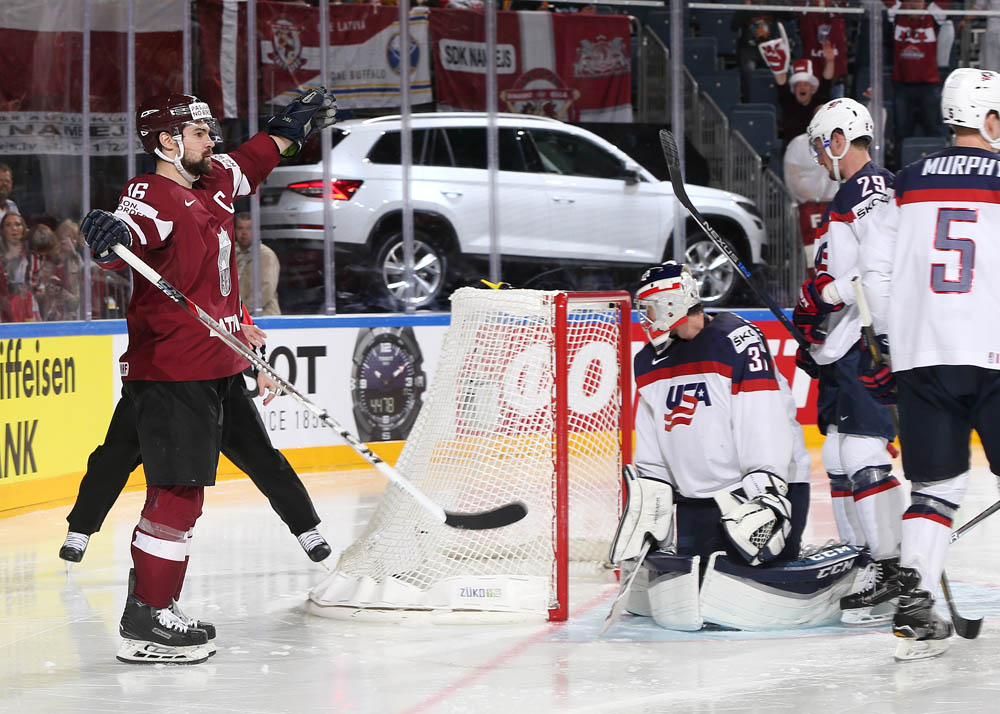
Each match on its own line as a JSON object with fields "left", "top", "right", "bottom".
{"left": 550, "top": 291, "right": 632, "bottom": 621}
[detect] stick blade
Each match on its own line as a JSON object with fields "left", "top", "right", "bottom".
{"left": 659, "top": 129, "right": 680, "bottom": 171}
{"left": 954, "top": 615, "right": 983, "bottom": 640}
{"left": 443, "top": 501, "right": 528, "bottom": 530}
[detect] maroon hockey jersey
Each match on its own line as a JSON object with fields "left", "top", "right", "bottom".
{"left": 892, "top": 14, "right": 940, "bottom": 84}
{"left": 103, "top": 132, "right": 280, "bottom": 381}
{"left": 798, "top": 13, "right": 847, "bottom": 80}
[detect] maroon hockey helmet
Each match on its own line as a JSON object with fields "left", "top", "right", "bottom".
{"left": 136, "top": 93, "right": 222, "bottom": 155}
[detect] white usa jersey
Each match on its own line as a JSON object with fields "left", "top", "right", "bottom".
{"left": 809, "top": 161, "right": 894, "bottom": 365}
{"left": 862, "top": 146, "right": 1000, "bottom": 371}
{"left": 633, "top": 313, "right": 793, "bottom": 499}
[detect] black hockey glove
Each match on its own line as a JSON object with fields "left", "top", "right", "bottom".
{"left": 857, "top": 334, "right": 897, "bottom": 405}
{"left": 265, "top": 87, "right": 338, "bottom": 157}
{"left": 81, "top": 209, "right": 132, "bottom": 263}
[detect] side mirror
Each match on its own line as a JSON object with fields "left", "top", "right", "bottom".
{"left": 623, "top": 168, "right": 641, "bottom": 186}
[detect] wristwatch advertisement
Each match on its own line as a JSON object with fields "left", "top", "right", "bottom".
{"left": 350, "top": 326, "right": 426, "bottom": 442}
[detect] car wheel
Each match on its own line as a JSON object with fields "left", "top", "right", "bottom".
{"left": 685, "top": 237, "right": 738, "bottom": 306}
{"left": 373, "top": 231, "right": 448, "bottom": 309}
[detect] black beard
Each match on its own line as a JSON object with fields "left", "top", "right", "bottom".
{"left": 181, "top": 153, "right": 213, "bottom": 177}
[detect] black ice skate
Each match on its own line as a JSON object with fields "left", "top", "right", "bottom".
{"left": 892, "top": 567, "right": 953, "bottom": 662}
{"left": 117, "top": 595, "right": 211, "bottom": 665}
{"left": 127, "top": 567, "right": 216, "bottom": 656}
{"left": 840, "top": 556, "right": 901, "bottom": 626}
{"left": 297, "top": 528, "right": 332, "bottom": 562}
{"left": 59, "top": 531, "right": 90, "bottom": 563}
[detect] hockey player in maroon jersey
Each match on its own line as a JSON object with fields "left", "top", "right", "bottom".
{"left": 792, "top": 98, "right": 906, "bottom": 627}
{"left": 862, "top": 67, "right": 1000, "bottom": 661}
{"left": 81, "top": 89, "right": 336, "bottom": 664}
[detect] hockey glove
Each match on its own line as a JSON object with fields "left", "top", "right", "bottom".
{"left": 792, "top": 272, "right": 842, "bottom": 345}
{"left": 795, "top": 345, "right": 820, "bottom": 379}
{"left": 609, "top": 465, "right": 674, "bottom": 563}
{"left": 716, "top": 471, "right": 791, "bottom": 566}
{"left": 81, "top": 209, "right": 132, "bottom": 263}
{"left": 265, "top": 87, "right": 338, "bottom": 157}
{"left": 857, "top": 333, "right": 897, "bottom": 405}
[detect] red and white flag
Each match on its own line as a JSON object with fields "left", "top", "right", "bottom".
{"left": 431, "top": 9, "right": 632, "bottom": 122}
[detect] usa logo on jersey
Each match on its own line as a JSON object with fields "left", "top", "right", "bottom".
{"left": 664, "top": 382, "right": 711, "bottom": 431}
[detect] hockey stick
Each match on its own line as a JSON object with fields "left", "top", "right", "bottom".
{"left": 659, "top": 129, "right": 810, "bottom": 350}
{"left": 936, "top": 498, "right": 1000, "bottom": 639}
{"left": 851, "top": 277, "right": 901, "bottom": 434}
{"left": 598, "top": 540, "right": 652, "bottom": 636}
{"left": 110, "top": 243, "right": 527, "bottom": 531}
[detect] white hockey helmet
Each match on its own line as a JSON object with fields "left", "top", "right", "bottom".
{"left": 806, "top": 98, "right": 874, "bottom": 181}
{"left": 941, "top": 67, "right": 1000, "bottom": 150}
{"left": 636, "top": 261, "right": 701, "bottom": 354}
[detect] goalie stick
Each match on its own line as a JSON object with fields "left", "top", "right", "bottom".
{"left": 598, "top": 539, "right": 652, "bottom": 636}
{"left": 110, "top": 243, "right": 527, "bottom": 531}
{"left": 659, "top": 129, "right": 810, "bottom": 350}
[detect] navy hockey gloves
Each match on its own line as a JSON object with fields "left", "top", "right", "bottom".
{"left": 857, "top": 333, "right": 897, "bottom": 405}
{"left": 795, "top": 345, "right": 820, "bottom": 379}
{"left": 81, "top": 209, "right": 132, "bottom": 263}
{"left": 265, "top": 87, "right": 338, "bottom": 157}
{"left": 792, "top": 273, "right": 843, "bottom": 345}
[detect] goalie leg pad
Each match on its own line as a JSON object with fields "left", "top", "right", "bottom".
{"left": 620, "top": 557, "right": 652, "bottom": 617}
{"left": 610, "top": 466, "right": 674, "bottom": 563}
{"left": 644, "top": 553, "right": 702, "bottom": 631}
{"left": 699, "top": 546, "right": 863, "bottom": 630}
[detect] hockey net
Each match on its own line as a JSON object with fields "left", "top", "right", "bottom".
{"left": 309, "top": 288, "right": 632, "bottom": 621}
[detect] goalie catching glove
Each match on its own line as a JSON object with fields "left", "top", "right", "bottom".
{"left": 265, "top": 87, "right": 338, "bottom": 157}
{"left": 609, "top": 465, "right": 674, "bottom": 563}
{"left": 81, "top": 209, "right": 132, "bottom": 263}
{"left": 715, "top": 471, "right": 791, "bottom": 567}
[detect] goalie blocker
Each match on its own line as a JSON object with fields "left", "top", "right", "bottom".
{"left": 626, "top": 545, "right": 865, "bottom": 631}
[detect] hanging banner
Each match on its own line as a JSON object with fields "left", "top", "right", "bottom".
{"left": 197, "top": 0, "right": 432, "bottom": 117}
{"left": 430, "top": 9, "right": 632, "bottom": 122}
{"left": 0, "top": 0, "right": 183, "bottom": 155}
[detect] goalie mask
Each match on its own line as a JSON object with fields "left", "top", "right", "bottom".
{"left": 941, "top": 67, "right": 1000, "bottom": 151}
{"left": 137, "top": 93, "right": 223, "bottom": 183}
{"left": 806, "top": 98, "right": 874, "bottom": 182}
{"left": 636, "top": 262, "right": 701, "bottom": 354}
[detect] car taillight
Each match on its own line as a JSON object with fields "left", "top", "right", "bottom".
{"left": 287, "top": 179, "right": 363, "bottom": 200}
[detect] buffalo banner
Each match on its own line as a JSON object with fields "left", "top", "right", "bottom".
{"left": 430, "top": 9, "right": 632, "bottom": 122}
{"left": 197, "top": 0, "right": 432, "bottom": 117}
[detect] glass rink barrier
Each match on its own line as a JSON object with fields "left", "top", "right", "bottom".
{"left": 1, "top": 0, "right": 998, "bottom": 320}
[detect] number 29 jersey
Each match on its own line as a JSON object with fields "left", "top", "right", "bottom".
{"left": 862, "top": 146, "right": 1000, "bottom": 372}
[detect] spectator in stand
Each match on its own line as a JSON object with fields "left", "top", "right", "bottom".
{"left": 889, "top": 0, "right": 947, "bottom": 143}
{"left": 0, "top": 163, "right": 19, "bottom": 223}
{"left": 0, "top": 213, "right": 39, "bottom": 321}
{"left": 775, "top": 52, "right": 836, "bottom": 145}
{"left": 29, "top": 223, "right": 79, "bottom": 321}
{"left": 56, "top": 219, "right": 85, "bottom": 319}
{"left": 234, "top": 211, "right": 281, "bottom": 315}
{"left": 732, "top": 3, "right": 785, "bottom": 103}
{"left": 798, "top": 7, "right": 849, "bottom": 98}
{"left": 784, "top": 125, "right": 840, "bottom": 266}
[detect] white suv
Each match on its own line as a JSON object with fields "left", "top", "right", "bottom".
{"left": 259, "top": 113, "right": 767, "bottom": 310}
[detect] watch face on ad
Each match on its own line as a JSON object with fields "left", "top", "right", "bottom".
{"left": 351, "top": 327, "right": 426, "bottom": 442}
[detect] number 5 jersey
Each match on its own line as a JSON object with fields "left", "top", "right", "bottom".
{"left": 862, "top": 146, "right": 1000, "bottom": 372}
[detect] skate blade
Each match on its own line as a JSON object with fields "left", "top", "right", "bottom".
{"left": 116, "top": 638, "right": 211, "bottom": 665}
{"left": 893, "top": 636, "right": 951, "bottom": 662}
{"left": 841, "top": 602, "right": 896, "bottom": 627}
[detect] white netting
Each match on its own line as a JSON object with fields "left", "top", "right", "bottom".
{"left": 309, "top": 288, "right": 627, "bottom": 618}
